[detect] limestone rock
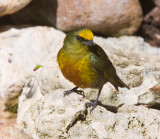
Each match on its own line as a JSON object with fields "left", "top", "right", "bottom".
{"left": 0, "top": 26, "right": 65, "bottom": 112}
{"left": 17, "top": 89, "right": 89, "bottom": 139}
{"left": 37, "top": 57, "right": 62, "bottom": 95}
{"left": 88, "top": 36, "right": 160, "bottom": 107}
{"left": 11, "top": 0, "right": 143, "bottom": 36}
{"left": 17, "top": 87, "right": 160, "bottom": 138}
{"left": 68, "top": 105, "right": 160, "bottom": 139}
{"left": 17, "top": 33, "right": 160, "bottom": 138}
{"left": 38, "top": 35, "right": 160, "bottom": 108}
{"left": 0, "top": 0, "right": 32, "bottom": 17}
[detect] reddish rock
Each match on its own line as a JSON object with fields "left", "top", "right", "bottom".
{"left": 144, "top": 7, "right": 160, "bottom": 28}
{"left": 0, "top": 98, "right": 16, "bottom": 125}
{"left": 150, "top": 84, "right": 160, "bottom": 95}
{"left": 56, "top": 0, "right": 143, "bottom": 36}
{"left": 0, "top": 123, "right": 32, "bottom": 139}
{"left": 11, "top": 0, "right": 143, "bottom": 36}
{"left": 153, "top": 0, "right": 160, "bottom": 7}
{"left": 140, "top": 7, "right": 160, "bottom": 47}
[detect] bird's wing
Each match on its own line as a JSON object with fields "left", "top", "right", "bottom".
{"left": 89, "top": 43, "right": 130, "bottom": 90}
{"left": 89, "top": 43, "right": 117, "bottom": 76}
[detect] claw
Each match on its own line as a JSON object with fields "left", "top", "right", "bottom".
{"left": 63, "top": 87, "right": 85, "bottom": 98}
{"left": 64, "top": 90, "right": 72, "bottom": 97}
{"left": 85, "top": 100, "right": 98, "bottom": 113}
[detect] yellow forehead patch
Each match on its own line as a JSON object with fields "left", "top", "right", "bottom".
{"left": 78, "top": 29, "right": 93, "bottom": 40}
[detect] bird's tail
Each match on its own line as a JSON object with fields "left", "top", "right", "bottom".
{"left": 112, "top": 76, "right": 130, "bottom": 91}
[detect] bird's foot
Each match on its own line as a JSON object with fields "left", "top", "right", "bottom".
{"left": 64, "top": 87, "right": 85, "bottom": 98}
{"left": 85, "top": 100, "right": 98, "bottom": 112}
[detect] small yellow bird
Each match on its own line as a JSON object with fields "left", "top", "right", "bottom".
{"left": 57, "top": 28, "right": 129, "bottom": 111}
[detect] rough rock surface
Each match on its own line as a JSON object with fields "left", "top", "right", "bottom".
{"left": 38, "top": 35, "right": 160, "bottom": 108}
{"left": 18, "top": 88, "right": 89, "bottom": 139}
{"left": 11, "top": 0, "right": 143, "bottom": 36}
{"left": 0, "top": 0, "right": 32, "bottom": 17}
{"left": 18, "top": 86, "right": 160, "bottom": 138}
{"left": 0, "top": 26, "right": 65, "bottom": 112}
{"left": 17, "top": 30, "right": 160, "bottom": 138}
{"left": 69, "top": 105, "right": 160, "bottom": 139}
{"left": 0, "top": 123, "right": 32, "bottom": 139}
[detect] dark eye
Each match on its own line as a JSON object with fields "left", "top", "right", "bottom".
{"left": 76, "top": 35, "right": 85, "bottom": 42}
{"left": 76, "top": 35, "right": 81, "bottom": 40}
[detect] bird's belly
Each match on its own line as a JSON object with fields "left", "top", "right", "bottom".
{"left": 59, "top": 55, "right": 99, "bottom": 88}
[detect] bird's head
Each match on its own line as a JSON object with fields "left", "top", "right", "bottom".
{"left": 72, "top": 28, "right": 95, "bottom": 46}
{"left": 64, "top": 28, "right": 95, "bottom": 47}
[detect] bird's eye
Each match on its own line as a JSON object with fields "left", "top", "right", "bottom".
{"left": 76, "top": 35, "right": 81, "bottom": 40}
{"left": 76, "top": 35, "right": 85, "bottom": 42}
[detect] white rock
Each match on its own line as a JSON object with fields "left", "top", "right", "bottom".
{"left": 0, "top": 0, "right": 32, "bottom": 17}
{"left": 38, "top": 56, "right": 74, "bottom": 96}
{"left": 85, "top": 36, "right": 160, "bottom": 107}
{"left": 38, "top": 35, "right": 160, "bottom": 108}
{"left": 2, "top": 26, "right": 157, "bottom": 112}
{"left": 18, "top": 86, "right": 160, "bottom": 139}
{"left": 68, "top": 105, "right": 160, "bottom": 139}
{"left": 0, "top": 26, "right": 65, "bottom": 111}
{"left": 17, "top": 89, "right": 89, "bottom": 139}
{"left": 17, "top": 32, "right": 160, "bottom": 138}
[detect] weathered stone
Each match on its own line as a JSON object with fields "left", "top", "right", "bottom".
{"left": 38, "top": 35, "right": 160, "bottom": 108}
{"left": 18, "top": 88, "right": 160, "bottom": 138}
{"left": 17, "top": 89, "right": 89, "bottom": 139}
{"left": 67, "top": 105, "right": 160, "bottom": 139}
{"left": 11, "top": 0, "right": 143, "bottom": 36}
{"left": 0, "top": 0, "right": 32, "bottom": 17}
{"left": 17, "top": 33, "right": 160, "bottom": 138}
{"left": 0, "top": 26, "right": 65, "bottom": 112}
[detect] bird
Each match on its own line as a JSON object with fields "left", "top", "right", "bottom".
{"left": 57, "top": 28, "right": 130, "bottom": 112}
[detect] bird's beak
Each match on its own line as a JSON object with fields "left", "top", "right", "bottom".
{"left": 83, "top": 40, "right": 96, "bottom": 46}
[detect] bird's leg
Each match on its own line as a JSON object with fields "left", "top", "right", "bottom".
{"left": 86, "top": 87, "right": 103, "bottom": 112}
{"left": 64, "top": 87, "right": 85, "bottom": 97}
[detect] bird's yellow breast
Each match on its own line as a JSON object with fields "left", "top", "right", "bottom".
{"left": 57, "top": 48, "right": 98, "bottom": 88}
